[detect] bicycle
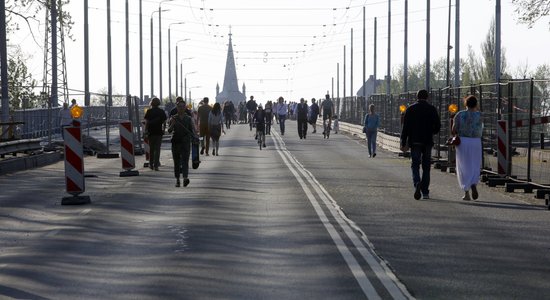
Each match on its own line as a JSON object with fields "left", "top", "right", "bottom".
{"left": 255, "top": 122, "right": 266, "bottom": 150}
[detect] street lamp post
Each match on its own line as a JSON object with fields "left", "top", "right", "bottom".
{"left": 175, "top": 39, "right": 190, "bottom": 97}
{"left": 168, "top": 22, "right": 184, "bottom": 103}
{"left": 184, "top": 71, "right": 197, "bottom": 103}
{"left": 159, "top": 0, "right": 174, "bottom": 103}
{"left": 150, "top": 9, "right": 167, "bottom": 99}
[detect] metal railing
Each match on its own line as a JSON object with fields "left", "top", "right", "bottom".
{"left": 333, "top": 79, "right": 550, "bottom": 187}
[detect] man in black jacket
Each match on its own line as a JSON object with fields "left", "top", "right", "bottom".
{"left": 144, "top": 97, "right": 167, "bottom": 171}
{"left": 400, "top": 89, "right": 441, "bottom": 200}
{"left": 296, "top": 98, "right": 309, "bottom": 139}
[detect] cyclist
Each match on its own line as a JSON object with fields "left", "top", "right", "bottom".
{"left": 320, "top": 94, "right": 334, "bottom": 139}
{"left": 253, "top": 105, "right": 267, "bottom": 148}
{"left": 246, "top": 95, "right": 258, "bottom": 131}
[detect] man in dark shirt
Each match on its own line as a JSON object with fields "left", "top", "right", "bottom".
{"left": 296, "top": 98, "right": 309, "bottom": 139}
{"left": 400, "top": 89, "right": 441, "bottom": 200}
{"left": 197, "top": 97, "right": 212, "bottom": 156}
{"left": 144, "top": 97, "right": 167, "bottom": 170}
{"left": 309, "top": 98, "right": 319, "bottom": 133}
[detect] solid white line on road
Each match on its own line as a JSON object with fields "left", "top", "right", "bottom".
{"left": 271, "top": 133, "right": 381, "bottom": 300}
{"left": 272, "top": 131, "right": 413, "bottom": 299}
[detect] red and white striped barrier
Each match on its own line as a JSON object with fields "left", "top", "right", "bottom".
{"left": 119, "top": 121, "right": 139, "bottom": 176}
{"left": 143, "top": 137, "right": 150, "bottom": 167}
{"left": 514, "top": 116, "right": 550, "bottom": 128}
{"left": 497, "top": 120, "right": 508, "bottom": 176}
{"left": 62, "top": 120, "right": 91, "bottom": 204}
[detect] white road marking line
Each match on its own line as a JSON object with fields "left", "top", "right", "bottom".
{"left": 79, "top": 208, "right": 92, "bottom": 215}
{"left": 272, "top": 133, "right": 381, "bottom": 300}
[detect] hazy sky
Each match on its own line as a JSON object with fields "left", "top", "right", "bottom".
{"left": 10, "top": 0, "right": 550, "bottom": 106}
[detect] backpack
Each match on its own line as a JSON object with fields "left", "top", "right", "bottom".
{"left": 322, "top": 99, "right": 333, "bottom": 111}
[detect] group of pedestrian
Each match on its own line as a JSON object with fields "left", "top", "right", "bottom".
{"left": 400, "top": 89, "right": 482, "bottom": 201}
{"left": 144, "top": 95, "right": 233, "bottom": 187}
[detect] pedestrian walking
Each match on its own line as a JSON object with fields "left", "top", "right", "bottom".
{"left": 363, "top": 104, "right": 380, "bottom": 157}
{"left": 143, "top": 97, "right": 167, "bottom": 171}
{"left": 452, "top": 95, "right": 483, "bottom": 200}
{"left": 264, "top": 100, "right": 273, "bottom": 135}
{"left": 320, "top": 94, "right": 334, "bottom": 139}
{"left": 168, "top": 101, "right": 195, "bottom": 187}
{"left": 309, "top": 98, "right": 319, "bottom": 133}
{"left": 197, "top": 97, "right": 212, "bottom": 156}
{"left": 296, "top": 98, "right": 309, "bottom": 139}
{"left": 59, "top": 102, "right": 73, "bottom": 139}
{"left": 400, "top": 89, "right": 441, "bottom": 200}
{"left": 276, "top": 96, "right": 288, "bottom": 135}
{"left": 209, "top": 102, "right": 225, "bottom": 156}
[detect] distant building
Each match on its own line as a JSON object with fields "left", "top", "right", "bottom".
{"left": 356, "top": 75, "right": 384, "bottom": 99}
{"left": 215, "top": 32, "right": 246, "bottom": 104}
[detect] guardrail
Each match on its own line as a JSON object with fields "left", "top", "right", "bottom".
{"left": 0, "top": 139, "right": 43, "bottom": 158}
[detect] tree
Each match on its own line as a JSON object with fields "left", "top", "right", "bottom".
{"left": 512, "top": 0, "right": 550, "bottom": 28}
{"left": 7, "top": 48, "right": 40, "bottom": 109}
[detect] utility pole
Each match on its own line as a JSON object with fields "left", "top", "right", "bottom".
{"left": 51, "top": 0, "right": 58, "bottom": 107}
{"left": 386, "top": 0, "right": 391, "bottom": 95}
{"left": 404, "top": 0, "right": 408, "bottom": 92}
{"left": 125, "top": 0, "right": 130, "bottom": 117}
{"left": 1, "top": 0, "right": 8, "bottom": 126}
{"left": 107, "top": 0, "right": 112, "bottom": 106}
{"left": 454, "top": 0, "right": 460, "bottom": 88}
{"left": 374, "top": 17, "right": 377, "bottom": 93}
{"left": 426, "top": 0, "right": 431, "bottom": 91}
{"left": 351, "top": 28, "right": 353, "bottom": 101}
{"left": 362, "top": 6, "right": 366, "bottom": 102}
{"left": 446, "top": 0, "right": 451, "bottom": 87}
{"left": 84, "top": 0, "right": 90, "bottom": 106}
{"left": 139, "top": 0, "right": 143, "bottom": 103}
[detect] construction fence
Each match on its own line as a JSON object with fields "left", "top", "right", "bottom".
{"left": 335, "top": 79, "right": 550, "bottom": 187}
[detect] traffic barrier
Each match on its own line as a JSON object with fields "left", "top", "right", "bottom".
{"left": 143, "top": 137, "right": 150, "bottom": 167}
{"left": 119, "top": 121, "right": 139, "bottom": 177}
{"left": 62, "top": 120, "right": 91, "bottom": 205}
{"left": 497, "top": 120, "right": 508, "bottom": 176}
{"left": 514, "top": 115, "right": 550, "bottom": 128}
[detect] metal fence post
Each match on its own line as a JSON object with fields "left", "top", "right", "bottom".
{"left": 527, "top": 79, "right": 534, "bottom": 182}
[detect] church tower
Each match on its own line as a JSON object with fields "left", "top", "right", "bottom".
{"left": 215, "top": 30, "right": 246, "bottom": 104}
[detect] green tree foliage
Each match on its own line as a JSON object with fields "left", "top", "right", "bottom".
{"left": 3, "top": 0, "right": 74, "bottom": 109}
{"left": 7, "top": 48, "right": 40, "bottom": 109}
{"left": 512, "top": 0, "right": 550, "bottom": 28}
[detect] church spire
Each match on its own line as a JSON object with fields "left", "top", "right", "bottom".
{"left": 215, "top": 28, "right": 245, "bottom": 104}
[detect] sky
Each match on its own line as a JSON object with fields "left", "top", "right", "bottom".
{"left": 8, "top": 0, "right": 550, "bottom": 107}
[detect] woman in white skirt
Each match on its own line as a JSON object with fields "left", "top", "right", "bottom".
{"left": 452, "top": 95, "right": 483, "bottom": 200}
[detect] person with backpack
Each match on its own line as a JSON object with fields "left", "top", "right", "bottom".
{"left": 320, "top": 94, "right": 334, "bottom": 139}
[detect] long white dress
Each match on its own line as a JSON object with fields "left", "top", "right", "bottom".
{"left": 454, "top": 110, "right": 483, "bottom": 191}
{"left": 456, "top": 137, "right": 482, "bottom": 191}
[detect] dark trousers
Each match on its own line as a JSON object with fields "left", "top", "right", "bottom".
{"left": 278, "top": 114, "right": 286, "bottom": 134}
{"left": 410, "top": 144, "right": 432, "bottom": 195}
{"left": 297, "top": 118, "right": 308, "bottom": 138}
{"left": 172, "top": 140, "right": 191, "bottom": 178}
{"left": 148, "top": 134, "right": 163, "bottom": 168}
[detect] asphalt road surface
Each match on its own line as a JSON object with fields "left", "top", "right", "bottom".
{"left": 1, "top": 120, "right": 549, "bottom": 299}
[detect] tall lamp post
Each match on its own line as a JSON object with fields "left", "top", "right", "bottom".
{"left": 184, "top": 71, "right": 197, "bottom": 102}
{"left": 158, "top": 0, "right": 174, "bottom": 102}
{"left": 168, "top": 23, "right": 185, "bottom": 103}
{"left": 175, "top": 39, "right": 190, "bottom": 96}
{"left": 188, "top": 85, "right": 202, "bottom": 107}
